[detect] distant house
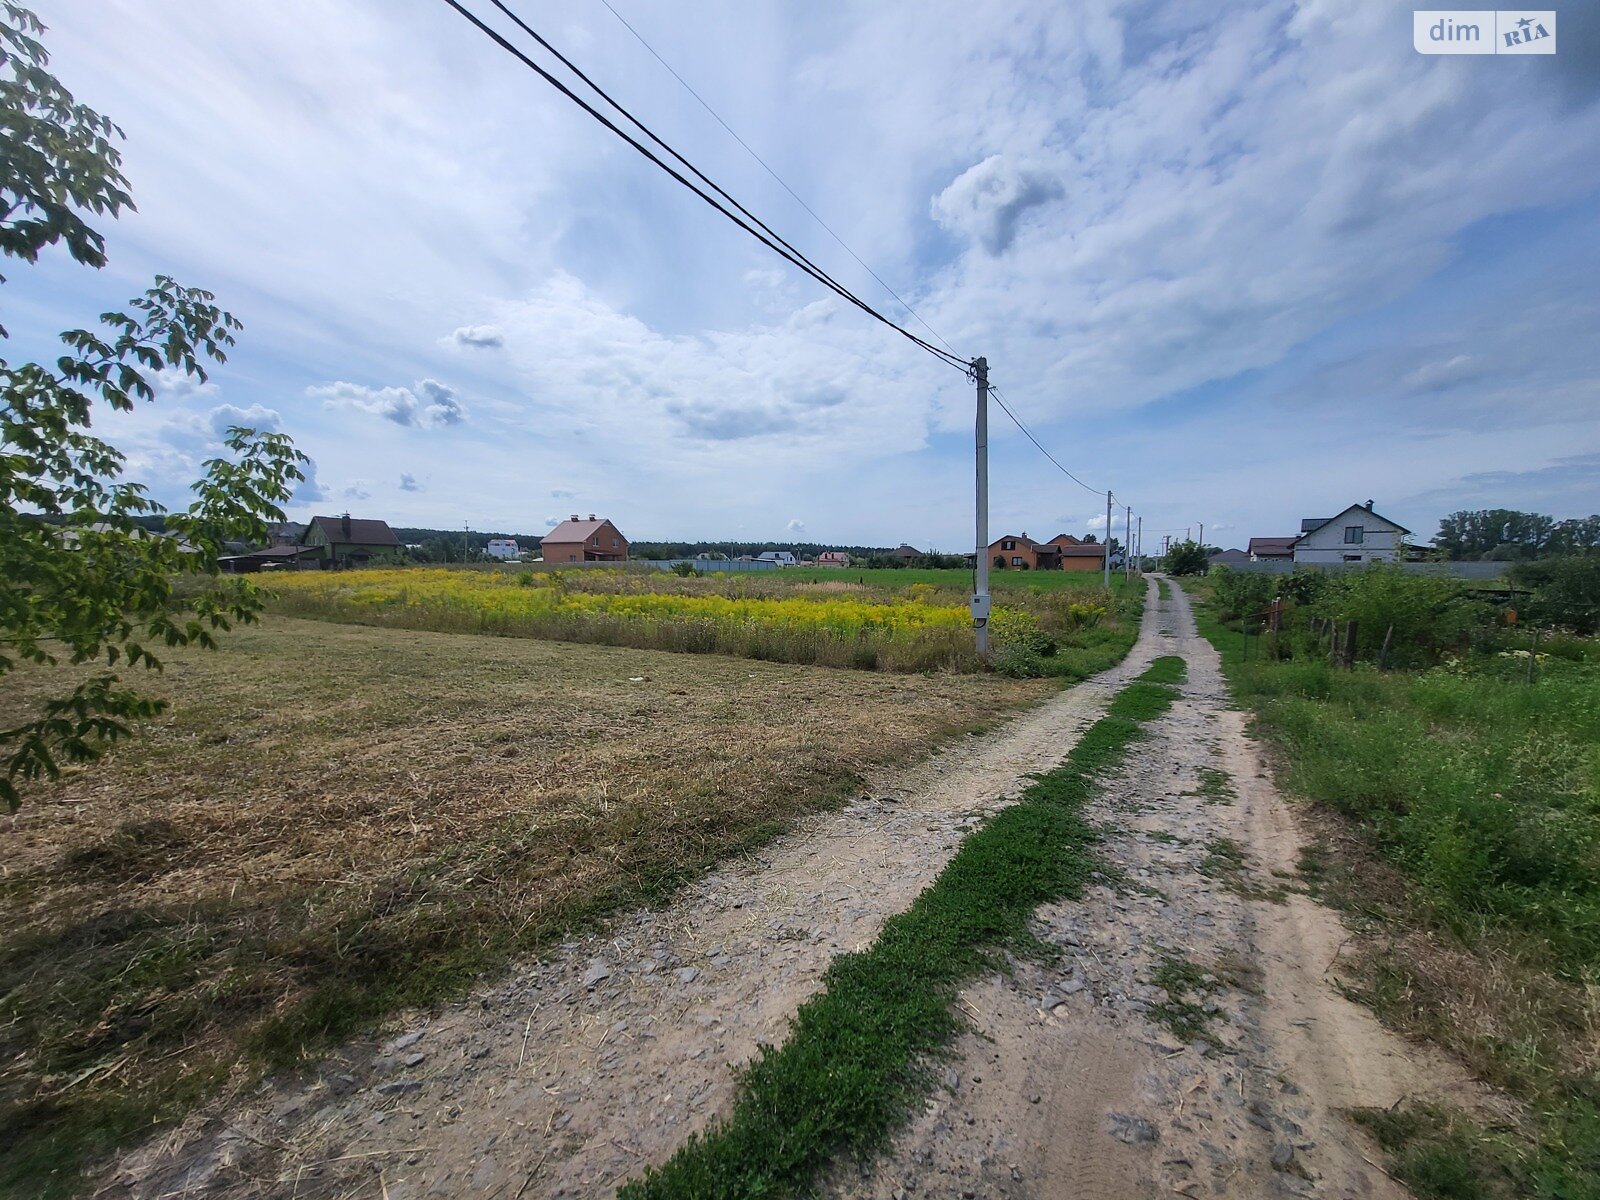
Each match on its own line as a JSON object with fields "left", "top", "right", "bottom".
{"left": 890, "top": 543, "right": 921, "bottom": 563}
{"left": 301, "top": 514, "right": 401, "bottom": 568}
{"left": 1056, "top": 543, "right": 1108, "bottom": 572}
{"left": 1208, "top": 548, "right": 1251, "bottom": 568}
{"left": 267, "top": 521, "right": 306, "bottom": 547}
{"left": 1292, "top": 502, "right": 1409, "bottom": 564}
{"left": 541, "top": 515, "right": 628, "bottom": 563}
{"left": 756, "top": 550, "right": 797, "bottom": 566}
{"left": 987, "top": 532, "right": 1105, "bottom": 571}
{"left": 485, "top": 538, "right": 520, "bottom": 561}
{"left": 1247, "top": 536, "right": 1297, "bottom": 561}
{"left": 219, "top": 544, "right": 321, "bottom": 574}
{"left": 817, "top": 550, "right": 850, "bottom": 567}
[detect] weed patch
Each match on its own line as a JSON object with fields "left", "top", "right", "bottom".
{"left": 1147, "top": 953, "right": 1224, "bottom": 1045}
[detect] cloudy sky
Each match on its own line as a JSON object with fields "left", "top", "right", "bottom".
{"left": 12, "top": 0, "right": 1600, "bottom": 548}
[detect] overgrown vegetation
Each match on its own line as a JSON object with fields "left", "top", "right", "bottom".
{"left": 1182, "top": 571, "right": 1600, "bottom": 1197}
{"left": 621, "top": 657, "right": 1186, "bottom": 1199}
{"left": 269, "top": 565, "right": 1141, "bottom": 677}
{"left": 1147, "top": 953, "right": 1224, "bottom": 1044}
{"left": 0, "top": 620, "right": 1057, "bottom": 1199}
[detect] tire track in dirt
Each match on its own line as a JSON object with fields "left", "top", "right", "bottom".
{"left": 107, "top": 581, "right": 1165, "bottom": 1200}
{"left": 831, "top": 578, "right": 1491, "bottom": 1200}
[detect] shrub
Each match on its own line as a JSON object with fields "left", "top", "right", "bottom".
{"left": 1210, "top": 566, "right": 1275, "bottom": 623}
{"left": 1165, "top": 541, "right": 1208, "bottom": 575}
{"left": 1309, "top": 565, "right": 1484, "bottom": 667}
{"left": 1511, "top": 553, "right": 1600, "bottom": 634}
{"left": 670, "top": 561, "right": 701, "bottom": 578}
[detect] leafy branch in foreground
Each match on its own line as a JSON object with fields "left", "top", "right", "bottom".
{"left": 0, "top": 5, "right": 306, "bottom": 809}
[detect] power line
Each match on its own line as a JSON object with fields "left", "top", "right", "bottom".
{"left": 988, "top": 385, "right": 1104, "bottom": 497}
{"left": 591, "top": 0, "right": 960, "bottom": 358}
{"left": 442, "top": 0, "right": 968, "bottom": 372}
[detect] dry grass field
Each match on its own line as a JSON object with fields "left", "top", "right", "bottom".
{"left": 0, "top": 617, "right": 1053, "bottom": 1197}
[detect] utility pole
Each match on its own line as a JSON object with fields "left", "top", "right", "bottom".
{"left": 1163, "top": 534, "right": 1171, "bottom": 560}
{"left": 1103, "top": 490, "right": 1113, "bottom": 589}
{"left": 463, "top": 521, "right": 470, "bottom": 563}
{"left": 1198, "top": 522, "right": 1204, "bottom": 550}
{"left": 1124, "top": 505, "right": 1132, "bottom": 579}
{"left": 971, "top": 357, "right": 991, "bottom": 657}
{"left": 1136, "top": 515, "right": 1143, "bottom": 574}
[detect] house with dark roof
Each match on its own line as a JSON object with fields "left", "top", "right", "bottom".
{"left": 541, "top": 515, "right": 628, "bottom": 564}
{"left": 890, "top": 543, "right": 922, "bottom": 563}
{"left": 300, "top": 514, "right": 401, "bottom": 568}
{"left": 1207, "top": 548, "right": 1251, "bottom": 568}
{"left": 987, "top": 532, "right": 1106, "bottom": 571}
{"left": 1247, "top": 536, "right": 1297, "bottom": 561}
{"left": 1291, "top": 501, "right": 1409, "bottom": 564}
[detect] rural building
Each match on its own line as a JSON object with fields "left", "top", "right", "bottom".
{"left": 485, "top": 538, "right": 520, "bottom": 560}
{"left": 1056, "top": 543, "right": 1108, "bottom": 572}
{"left": 817, "top": 550, "right": 850, "bottom": 566}
{"left": 267, "top": 521, "right": 305, "bottom": 546}
{"left": 1208, "top": 548, "right": 1251, "bottom": 568}
{"left": 757, "top": 550, "right": 797, "bottom": 566}
{"left": 541, "top": 515, "right": 629, "bottom": 563}
{"left": 219, "top": 544, "right": 321, "bottom": 574}
{"left": 1292, "top": 502, "right": 1409, "bottom": 564}
{"left": 987, "top": 532, "right": 1105, "bottom": 570}
{"left": 890, "top": 543, "right": 922, "bottom": 563}
{"left": 300, "top": 514, "right": 401, "bottom": 568}
{"left": 1247, "top": 536, "right": 1296, "bottom": 561}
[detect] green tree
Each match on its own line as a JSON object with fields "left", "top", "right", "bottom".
{"left": 0, "top": 6, "right": 305, "bottom": 808}
{"left": 1165, "top": 539, "right": 1208, "bottom": 576}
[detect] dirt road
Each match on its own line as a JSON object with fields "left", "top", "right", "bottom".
{"left": 110, "top": 580, "right": 1477, "bottom": 1199}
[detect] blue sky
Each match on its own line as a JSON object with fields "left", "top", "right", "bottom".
{"left": 11, "top": 0, "right": 1600, "bottom": 549}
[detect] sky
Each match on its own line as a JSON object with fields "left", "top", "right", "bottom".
{"left": 10, "top": 0, "right": 1600, "bottom": 550}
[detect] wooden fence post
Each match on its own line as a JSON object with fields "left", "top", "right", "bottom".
{"left": 1378, "top": 624, "right": 1394, "bottom": 671}
{"left": 1343, "top": 620, "right": 1358, "bottom": 670}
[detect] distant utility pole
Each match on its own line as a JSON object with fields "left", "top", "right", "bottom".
{"left": 1198, "top": 522, "right": 1204, "bottom": 549}
{"left": 1163, "top": 534, "right": 1171, "bottom": 558}
{"left": 972, "top": 357, "right": 991, "bottom": 657}
{"left": 1136, "top": 516, "right": 1143, "bottom": 574}
{"left": 1124, "top": 505, "right": 1132, "bottom": 579}
{"left": 1103, "top": 490, "right": 1113, "bottom": 588}
{"left": 463, "top": 521, "right": 470, "bottom": 563}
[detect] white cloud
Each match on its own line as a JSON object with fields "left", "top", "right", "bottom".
{"left": 399, "top": 472, "right": 424, "bottom": 492}
{"left": 311, "top": 378, "right": 465, "bottom": 428}
{"left": 207, "top": 403, "right": 281, "bottom": 438}
{"left": 786, "top": 518, "right": 805, "bottom": 533}
{"left": 930, "top": 155, "right": 1063, "bottom": 255}
{"left": 450, "top": 324, "right": 504, "bottom": 349}
{"left": 342, "top": 481, "right": 372, "bottom": 501}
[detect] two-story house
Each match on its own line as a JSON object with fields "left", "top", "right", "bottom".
{"left": 1291, "top": 502, "right": 1410, "bottom": 564}
{"left": 540, "top": 515, "right": 629, "bottom": 563}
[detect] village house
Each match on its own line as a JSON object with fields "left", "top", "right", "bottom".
{"left": 541, "top": 515, "right": 629, "bottom": 563}
{"left": 756, "top": 550, "right": 797, "bottom": 566}
{"left": 300, "top": 514, "right": 401, "bottom": 568}
{"left": 1292, "top": 502, "right": 1409, "bottom": 564}
{"left": 985, "top": 532, "right": 1105, "bottom": 571}
{"left": 890, "top": 543, "right": 921, "bottom": 563}
{"left": 1247, "top": 536, "right": 1297, "bottom": 561}
{"left": 485, "top": 538, "right": 519, "bottom": 561}
{"left": 817, "top": 550, "right": 850, "bottom": 566}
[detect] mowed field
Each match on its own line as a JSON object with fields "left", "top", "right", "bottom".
{"left": 0, "top": 613, "right": 1065, "bottom": 1197}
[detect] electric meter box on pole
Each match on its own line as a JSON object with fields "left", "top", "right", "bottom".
{"left": 969, "top": 594, "right": 992, "bottom": 622}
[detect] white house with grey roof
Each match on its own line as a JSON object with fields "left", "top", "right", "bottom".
{"left": 1291, "top": 502, "right": 1410, "bottom": 565}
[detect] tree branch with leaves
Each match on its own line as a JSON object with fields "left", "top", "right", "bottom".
{"left": 1, "top": 4, "right": 306, "bottom": 809}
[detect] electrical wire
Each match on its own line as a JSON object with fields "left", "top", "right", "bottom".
{"left": 988, "top": 385, "right": 1105, "bottom": 497}
{"left": 591, "top": 0, "right": 960, "bottom": 359}
{"left": 442, "top": 0, "right": 1130, "bottom": 522}
{"left": 441, "top": 0, "right": 969, "bottom": 372}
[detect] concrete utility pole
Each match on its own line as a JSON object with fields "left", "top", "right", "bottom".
{"left": 1136, "top": 516, "right": 1143, "bottom": 573}
{"left": 972, "top": 357, "right": 991, "bottom": 658}
{"left": 1163, "top": 534, "right": 1171, "bottom": 560}
{"left": 1198, "top": 522, "right": 1204, "bottom": 550}
{"left": 1103, "top": 490, "right": 1113, "bottom": 589}
{"left": 1124, "top": 505, "right": 1132, "bottom": 579}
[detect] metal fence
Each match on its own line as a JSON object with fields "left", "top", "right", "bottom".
{"left": 1214, "top": 559, "right": 1510, "bottom": 580}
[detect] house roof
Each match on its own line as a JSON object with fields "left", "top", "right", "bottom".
{"left": 1247, "top": 536, "right": 1297, "bottom": 556}
{"left": 1208, "top": 548, "right": 1251, "bottom": 565}
{"left": 1057, "top": 543, "right": 1107, "bottom": 558}
{"left": 988, "top": 533, "right": 1036, "bottom": 548}
{"left": 543, "top": 516, "right": 620, "bottom": 543}
{"left": 305, "top": 515, "right": 400, "bottom": 546}
{"left": 1046, "top": 534, "right": 1083, "bottom": 546}
{"left": 1293, "top": 503, "right": 1411, "bottom": 541}
{"left": 892, "top": 543, "right": 921, "bottom": 556}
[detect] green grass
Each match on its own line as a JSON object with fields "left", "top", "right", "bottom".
{"left": 620, "top": 657, "right": 1186, "bottom": 1199}
{"left": 1191, "top": 766, "right": 1235, "bottom": 804}
{"left": 1158, "top": 578, "right": 1172, "bottom": 601}
{"left": 1147, "top": 953, "right": 1223, "bottom": 1044}
{"left": 1178, "top": 577, "right": 1600, "bottom": 1198}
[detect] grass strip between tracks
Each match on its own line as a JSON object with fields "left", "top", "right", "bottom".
{"left": 621, "top": 654, "right": 1188, "bottom": 1199}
